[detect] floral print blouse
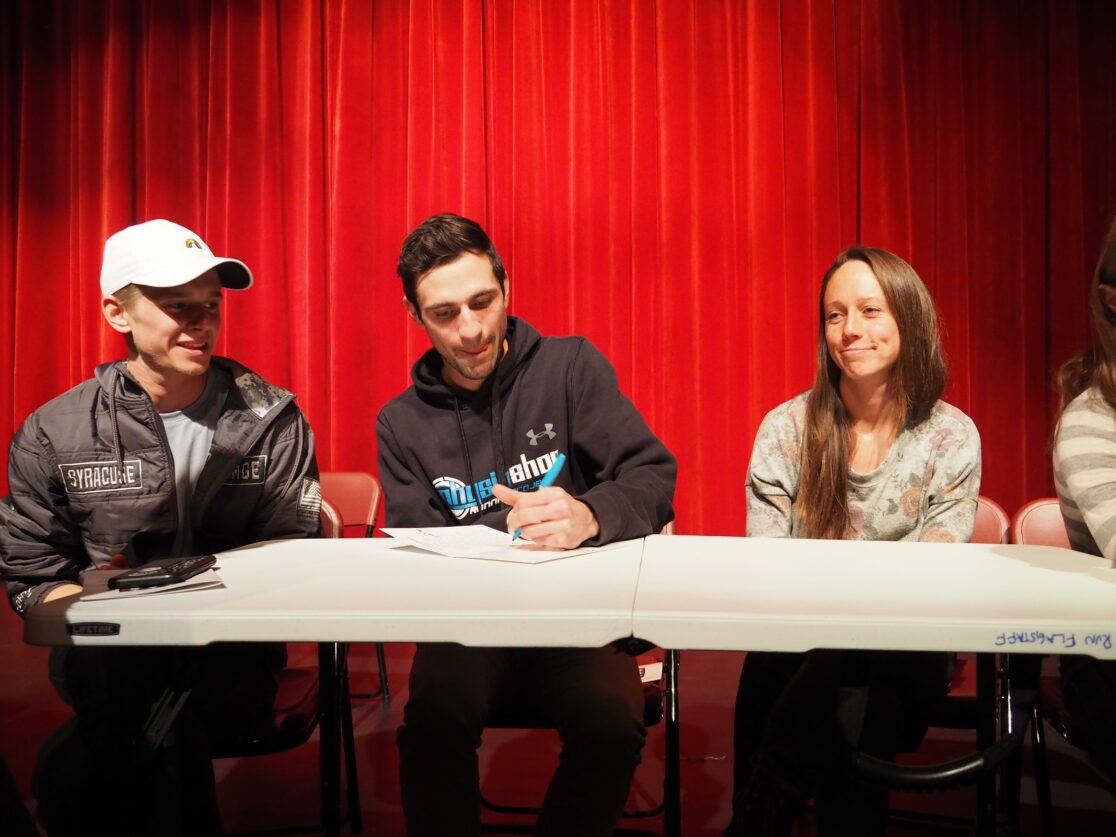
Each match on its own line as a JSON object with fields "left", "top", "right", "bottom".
{"left": 746, "top": 392, "right": 981, "bottom": 542}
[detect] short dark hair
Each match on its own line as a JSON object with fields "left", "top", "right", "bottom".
{"left": 397, "top": 214, "right": 507, "bottom": 312}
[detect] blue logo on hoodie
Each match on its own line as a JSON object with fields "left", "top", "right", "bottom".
{"left": 432, "top": 450, "right": 561, "bottom": 520}
{"left": 433, "top": 474, "right": 499, "bottom": 521}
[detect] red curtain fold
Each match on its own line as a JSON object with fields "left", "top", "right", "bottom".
{"left": 2, "top": 0, "right": 1115, "bottom": 536}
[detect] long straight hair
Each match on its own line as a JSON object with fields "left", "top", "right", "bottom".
{"left": 797, "top": 248, "right": 947, "bottom": 539}
{"left": 1058, "top": 213, "right": 1116, "bottom": 411}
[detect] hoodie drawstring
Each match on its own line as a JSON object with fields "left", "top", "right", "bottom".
{"left": 453, "top": 374, "right": 510, "bottom": 515}
{"left": 452, "top": 396, "right": 478, "bottom": 497}
{"left": 491, "top": 374, "right": 508, "bottom": 486}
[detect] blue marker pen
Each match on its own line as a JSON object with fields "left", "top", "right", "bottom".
{"left": 512, "top": 452, "right": 568, "bottom": 541}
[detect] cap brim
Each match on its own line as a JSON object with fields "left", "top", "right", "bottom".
{"left": 214, "top": 259, "right": 253, "bottom": 290}
{"left": 106, "top": 257, "right": 253, "bottom": 294}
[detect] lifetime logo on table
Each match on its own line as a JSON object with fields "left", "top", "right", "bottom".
{"left": 68, "top": 623, "right": 121, "bottom": 636}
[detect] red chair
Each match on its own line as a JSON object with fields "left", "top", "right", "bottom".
{"left": 973, "top": 495, "right": 1010, "bottom": 545}
{"left": 320, "top": 472, "right": 382, "bottom": 539}
{"left": 942, "top": 497, "right": 1010, "bottom": 708}
{"left": 872, "top": 496, "right": 1012, "bottom": 833}
{"left": 479, "top": 522, "right": 680, "bottom": 836}
{"left": 1010, "top": 497, "right": 1081, "bottom": 837}
{"left": 936, "top": 496, "right": 1009, "bottom": 728}
{"left": 320, "top": 472, "right": 389, "bottom": 701}
{"left": 1010, "top": 497, "right": 1070, "bottom": 550}
{"left": 319, "top": 495, "right": 345, "bottom": 538}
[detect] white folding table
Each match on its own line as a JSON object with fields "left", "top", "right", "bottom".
{"left": 630, "top": 534, "right": 1116, "bottom": 835}
{"left": 24, "top": 534, "right": 1116, "bottom": 837}
{"left": 24, "top": 536, "right": 647, "bottom": 837}
{"left": 25, "top": 536, "right": 646, "bottom": 648}
{"left": 631, "top": 535, "right": 1116, "bottom": 658}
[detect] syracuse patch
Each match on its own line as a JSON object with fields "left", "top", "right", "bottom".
{"left": 59, "top": 459, "right": 143, "bottom": 494}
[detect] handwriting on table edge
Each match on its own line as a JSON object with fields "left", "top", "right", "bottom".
{"left": 994, "top": 630, "right": 1111, "bottom": 650}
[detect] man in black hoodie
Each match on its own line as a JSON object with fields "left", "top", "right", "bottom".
{"left": 377, "top": 213, "right": 677, "bottom": 836}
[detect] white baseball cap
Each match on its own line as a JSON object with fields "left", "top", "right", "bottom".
{"left": 100, "top": 219, "right": 253, "bottom": 296}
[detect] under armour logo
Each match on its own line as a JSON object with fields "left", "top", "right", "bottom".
{"left": 525, "top": 424, "right": 556, "bottom": 446}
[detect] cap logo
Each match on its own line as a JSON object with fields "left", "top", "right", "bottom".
{"left": 184, "top": 238, "right": 202, "bottom": 249}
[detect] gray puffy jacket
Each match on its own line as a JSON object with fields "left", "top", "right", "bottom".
{"left": 0, "top": 357, "right": 320, "bottom": 614}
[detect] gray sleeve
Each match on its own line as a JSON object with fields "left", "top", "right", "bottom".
{"left": 920, "top": 412, "right": 982, "bottom": 543}
{"left": 745, "top": 402, "right": 800, "bottom": 538}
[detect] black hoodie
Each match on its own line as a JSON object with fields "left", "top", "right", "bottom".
{"left": 376, "top": 317, "right": 676, "bottom": 545}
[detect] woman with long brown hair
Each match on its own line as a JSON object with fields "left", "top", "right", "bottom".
{"left": 725, "top": 248, "right": 981, "bottom": 835}
{"left": 1052, "top": 212, "right": 1116, "bottom": 791}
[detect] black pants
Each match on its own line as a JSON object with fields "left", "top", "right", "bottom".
{"left": 726, "top": 649, "right": 951, "bottom": 837}
{"left": 398, "top": 643, "right": 646, "bottom": 837}
{"left": 34, "top": 643, "right": 284, "bottom": 837}
{"left": 1060, "top": 655, "right": 1116, "bottom": 788}
{"left": 1, "top": 753, "right": 36, "bottom": 837}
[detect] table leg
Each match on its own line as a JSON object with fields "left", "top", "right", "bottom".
{"left": 998, "top": 654, "right": 1040, "bottom": 837}
{"left": 663, "top": 649, "right": 681, "bottom": 837}
{"left": 975, "top": 653, "right": 997, "bottom": 837}
{"left": 319, "top": 642, "right": 342, "bottom": 837}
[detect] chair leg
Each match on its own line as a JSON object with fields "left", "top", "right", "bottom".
{"left": 1031, "top": 701, "right": 1055, "bottom": 837}
{"left": 375, "top": 642, "right": 390, "bottom": 701}
{"left": 349, "top": 643, "right": 390, "bottom": 702}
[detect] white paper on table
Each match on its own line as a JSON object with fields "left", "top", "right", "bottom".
{"left": 379, "top": 525, "right": 619, "bottom": 564}
{"left": 80, "top": 568, "right": 226, "bottom": 600}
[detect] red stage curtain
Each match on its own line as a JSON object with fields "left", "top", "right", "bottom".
{"left": 2, "top": 0, "right": 1115, "bottom": 536}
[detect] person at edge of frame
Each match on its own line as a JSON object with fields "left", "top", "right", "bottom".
{"left": 0, "top": 219, "right": 322, "bottom": 835}
{"left": 1052, "top": 210, "right": 1116, "bottom": 796}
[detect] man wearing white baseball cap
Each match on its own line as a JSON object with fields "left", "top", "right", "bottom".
{"left": 0, "top": 219, "right": 322, "bottom": 835}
